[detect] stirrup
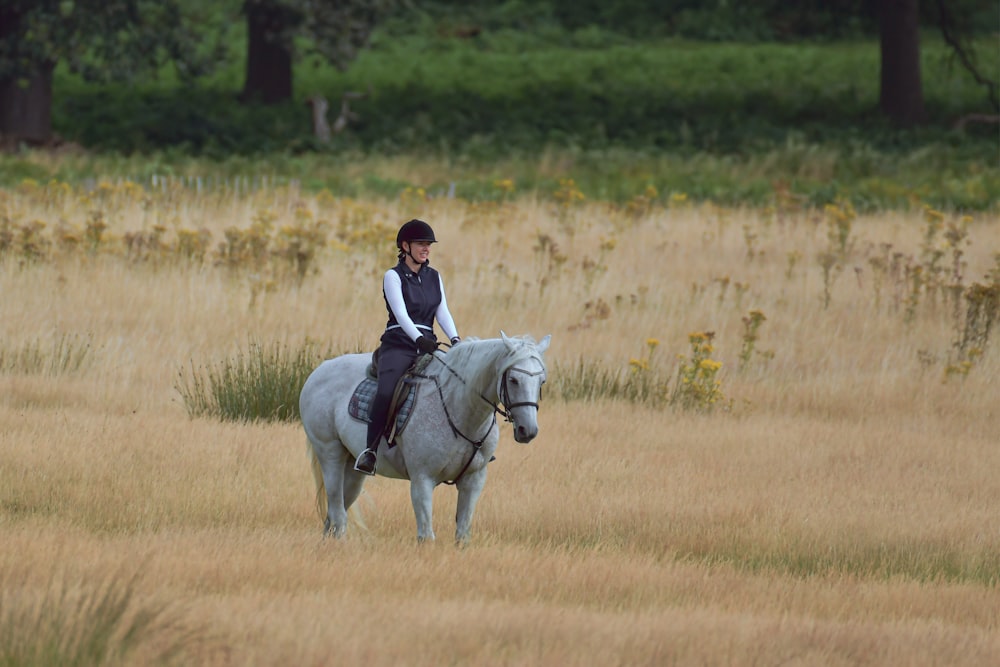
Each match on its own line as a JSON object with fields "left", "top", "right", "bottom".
{"left": 354, "top": 449, "right": 377, "bottom": 476}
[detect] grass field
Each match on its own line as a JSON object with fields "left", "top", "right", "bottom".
{"left": 1, "top": 180, "right": 998, "bottom": 664}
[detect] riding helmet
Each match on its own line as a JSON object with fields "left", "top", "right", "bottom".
{"left": 396, "top": 219, "right": 437, "bottom": 248}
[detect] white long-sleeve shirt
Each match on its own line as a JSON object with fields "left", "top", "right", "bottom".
{"left": 383, "top": 269, "right": 459, "bottom": 342}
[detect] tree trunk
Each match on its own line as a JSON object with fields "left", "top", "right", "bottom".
{"left": 0, "top": 62, "right": 55, "bottom": 146}
{"left": 878, "top": 0, "right": 926, "bottom": 127}
{"left": 240, "top": 1, "right": 294, "bottom": 104}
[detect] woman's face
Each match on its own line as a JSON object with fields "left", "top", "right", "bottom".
{"left": 405, "top": 240, "right": 432, "bottom": 264}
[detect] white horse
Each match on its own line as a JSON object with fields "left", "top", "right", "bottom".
{"left": 299, "top": 332, "right": 550, "bottom": 543}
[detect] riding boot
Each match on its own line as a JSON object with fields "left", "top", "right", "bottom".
{"left": 355, "top": 419, "right": 384, "bottom": 476}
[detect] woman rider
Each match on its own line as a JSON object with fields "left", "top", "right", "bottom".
{"left": 354, "top": 219, "right": 461, "bottom": 475}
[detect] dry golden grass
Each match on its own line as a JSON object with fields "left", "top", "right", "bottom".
{"left": 1, "top": 183, "right": 998, "bottom": 665}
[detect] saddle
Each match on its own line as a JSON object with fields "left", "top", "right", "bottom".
{"left": 347, "top": 351, "right": 433, "bottom": 447}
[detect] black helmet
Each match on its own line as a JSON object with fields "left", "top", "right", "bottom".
{"left": 396, "top": 219, "right": 437, "bottom": 249}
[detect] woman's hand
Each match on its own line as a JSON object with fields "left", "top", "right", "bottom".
{"left": 416, "top": 335, "right": 438, "bottom": 354}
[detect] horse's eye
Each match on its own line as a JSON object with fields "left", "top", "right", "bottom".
{"left": 510, "top": 377, "right": 520, "bottom": 385}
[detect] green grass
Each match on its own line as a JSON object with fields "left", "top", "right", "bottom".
{"left": 3, "top": 140, "right": 997, "bottom": 212}
{"left": 175, "top": 340, "right": 337, "bottom": 423}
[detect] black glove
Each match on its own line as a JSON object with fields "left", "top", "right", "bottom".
{"left": 416, "top": 335, "right": 438, "bottom": 354}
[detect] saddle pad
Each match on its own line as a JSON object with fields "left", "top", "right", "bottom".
{"left": 347, "top": 377, "right": 418, "bottom": 436}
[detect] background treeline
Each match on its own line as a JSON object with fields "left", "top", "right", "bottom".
{"left": 54, "top": 35, "right": 995, "bottom": 155}
{"left": 45, "top": 0, "right": 997, "bottom": 154}
{"left": 1, "top": 0, "right": 997, "bottom": 210}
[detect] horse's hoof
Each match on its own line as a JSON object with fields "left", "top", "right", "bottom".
{"left": 323, "top": 518, "right": 347, "bottom": 539}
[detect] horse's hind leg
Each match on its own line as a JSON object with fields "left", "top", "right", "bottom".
{"left": 342, "top": 460, "right": 366, "bottom": 510}
{"left": 316, "top": 442, "right": 350, "bottom": 538}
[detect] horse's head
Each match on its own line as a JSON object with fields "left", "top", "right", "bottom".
{"left": 499, "top": 331, "right": 551, "bottom": 443}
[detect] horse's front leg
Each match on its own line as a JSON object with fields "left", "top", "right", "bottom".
{"left": 409, "top": 475, "right": 436, "bottom": 542}
{"left": 455, "top": 467, "right": 487, "bottom": 546}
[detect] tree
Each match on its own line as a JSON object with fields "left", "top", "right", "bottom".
{"left": 931, "top": 0, "right": 999, "bottom": 116}
{"left": 239, "top": 0, "right": 397, "bottom": 105}
{"left": 241, "top": 0, "right": 300, "bottom": 103}
{"left": 0, "top": 0, "right": 219, "bottom": 146}
{"left": 878, "top": 0, "right": 927, "bottom": 126}
{"left": 0, "top": 1, "right": 61, "bottom": 145}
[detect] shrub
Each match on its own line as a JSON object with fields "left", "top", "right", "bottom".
{"left": 176, "top": 340, "right": 336, "bottom": 423}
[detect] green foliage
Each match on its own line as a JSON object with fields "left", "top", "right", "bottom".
{"left": 0, "top": 0, "right": 220, "bottom": 83}
{"left": 296, "top": 0, "right": 401, "bottom": 71}
{"left": 27, "top": 32, "right": 997, "bottom": 210}
{"left": 340, "top": 36, "right": 992, "bottom": 152}
{"left": 407, "top": 0, "right": 998, "bottom": 41}
{"left": 175, "top": 340, "right": 336, "bottom": 423}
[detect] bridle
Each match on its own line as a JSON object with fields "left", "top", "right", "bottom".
{"left": 418, "top": 350, "right": 545, "bottom": 485}
{"left": 496, "top": 365, "right": 545, "bottom": 421}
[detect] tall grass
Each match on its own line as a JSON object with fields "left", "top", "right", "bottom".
{"left": 175, "top": 340, "right": 336, "bottom": 422}
{"left": 178, "top": 339, "right": 722, "bottom": 421}
{"left": 0, "top": 334, "right": 92, "bottom": 376}
{"left": 2, "top": 177, "right": 999, "bottom": 665}
{"left": 3, "top": 140, "right": 998, "bottom": 211}
{"left": 0, "top": 568, "right": 205, "bottom": 666}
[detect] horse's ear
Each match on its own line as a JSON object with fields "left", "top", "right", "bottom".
{"left": 536, "top": 334, "right": 551, "bottom": 354}
{"left": 501, "top": 330, "right": 513, "bottom": 350}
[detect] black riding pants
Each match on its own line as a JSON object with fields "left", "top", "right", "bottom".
{"left": 366, "top": 330, "right": 424, "bottom": 450}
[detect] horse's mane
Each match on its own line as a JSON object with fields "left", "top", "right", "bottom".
{"left": 441, "top": 335, "right": 543, "bottom": 379}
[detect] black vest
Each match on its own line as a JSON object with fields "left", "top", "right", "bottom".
{"left": 384, "top": 261, "right": 442, "bottom": 331}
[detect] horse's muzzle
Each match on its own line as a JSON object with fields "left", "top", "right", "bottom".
{"left": 513, "top": 423, "right": 538, "bottom": 443}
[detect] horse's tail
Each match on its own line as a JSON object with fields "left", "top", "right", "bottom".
{"left": 307, "top": 438, "right": 326, "bottom": 520}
